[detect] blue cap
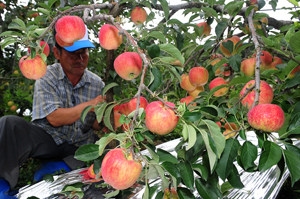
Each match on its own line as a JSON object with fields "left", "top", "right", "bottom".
{"left": 63, "top": 25, "right": 95, "bottom": 52}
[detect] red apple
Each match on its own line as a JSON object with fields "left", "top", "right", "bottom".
{"left": 114, "top": 112, "right": 122, "bottom": 130}
{"left": 99, "top": 24, "right": 123, "bottom": 50}
{"left": 196, "top": 22, "right": 211, "bottom": 37}
{"left": 180, "top": 96, "right": 196, "bottom": 107}
{"left": 240, "top": 80, "right": 273, "bottom": 109}
{"left": 87, "top": 164, "right": 101, "bottom": 179}
{"left": 28, "top": 13, "right": 39, "bottom": 18}
{"left": 241, "top": 58, "right": 256, "bottom": 77}
{"left": 188, "top": 66, "right": 209, "bottom": 86}
{"left": 101, "top": 148, "right": 142, "bottom": 190}
{"left": 131, "top": 7, "right": 147, "bottom": 25}
{"left": 180, "top": 74, "right": 196, "bottom": 91}
{"left": 55, "top": 16, "right": 85, "bottom": 44}
{"left": 252, "top": 51, "right": 273, "bottom": 72}
{"left": 55, "top": 34, "right": 74, "bottom": 47}
{"left": 188, "top": 86, "right": 204, "bottom": 98}
{"left": 122, "top": 122, "right": 131, "bottom": 131}
{"left": 145, "top": 101, "right": 179, "bottom": 135}
{"left": 28, "top": 41, "right": 50, "bottom": 57}
{"left": 114, "top": 52, "right": 143, "bottom": 81}
{"left": 10, "top": 105, "right": 18, "bottom": 111}
{"left": 209, "top": 77, "right": 228, "bottom": 97}
{"left": 288, "top": 65, "right": 300, "bottom": 79}
{"left": 247, "top": 104, "right": 285, "bottom": 132}
{"left": 128, "top": 96, "right": 148, "bottom": 113}
{"left": 0, "top": 3, "right": 6, "bottom": 9}
{"left": 119, "top": 103, "right": 131, "bottom": 116}
{"left": 220, "top": 36, "right": 242, "bottom": 57}
{"left": 269, "top": 56, "right": 283, "bottom": 70}
{"left": 215, "top": 63, "right": 231, "bottom": 76}
{"left": 19, "top": 55, "right": 47, "bottom": 80}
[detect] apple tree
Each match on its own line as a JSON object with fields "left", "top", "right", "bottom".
{"left": 1, "top": 0, "right": 300, "bottom": 198}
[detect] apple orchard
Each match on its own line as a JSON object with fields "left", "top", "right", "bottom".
{"left": 1, "top": 0, "right": 300, "bottom": 198}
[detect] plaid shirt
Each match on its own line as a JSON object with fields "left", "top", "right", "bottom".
{"left": 31, "top": 63, "right": 105, "bottom": 147}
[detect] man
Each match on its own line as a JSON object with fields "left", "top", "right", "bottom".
{"left": 0, "top": 25, "right": 105, "bottom": 198}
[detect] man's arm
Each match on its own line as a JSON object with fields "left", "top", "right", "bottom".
{"left": 46, "top": 95, "right": 104, "bottom": 127}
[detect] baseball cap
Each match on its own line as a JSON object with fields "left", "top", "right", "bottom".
{"left": 63, "top": 25, "right": 95, "bottom": 52}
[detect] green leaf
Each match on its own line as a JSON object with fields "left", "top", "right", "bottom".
{"left": 199, "top": 129, "right": 217, "bottom": 172}
{"left": 169, "top": 66, "right": 182, "bottom": 81}
{"left": 97, "top": 133, "right": 116, "bottom": 156}
{"left": 236, "top": 43, "right": 254, "bottom": 54}
{"left": 288, "top": 0, "right": 299, "bottom": 6}
{"left": 202, "top": 7, "right": 218, "bottom": 18}
{"left": 286, "top": 76, "right": 300, "bottom": 88}
{"left": 227, "top": 165, "right": 244, "bottom": 188}
{"left": 158, "top": 0, "right": 169, "bottom": 21}
{"left": 80, "top": 105, "right": 94, "bottom": 123}
{"left": 143, "top": 143, "right": 159, "bottom": 162}
{"left": 95, "top": 102, "right": 110, "bottom": 122}
{"left": 167, "top": 19, "right": 183, "bottom": 26}
{"left": 103, "top": 190, "right": 120, "bottom": 198}
{"left": 240, "top": 141, "right": 258, "bottom": 170}
{"left": 228, "top": 76, "right": 253, "bottom": 86}
{"left": 229, "top": 54, "right": 242, "bottom": 71}
{"left": 215, "top": 21, "right": 227, "bottom": 39}
{"left": 157, "top": 149, "right": 178, "bottom": 164}
{"left": 147, "top": 31, "right": 166, "bottom": 43}
{"left": 259, "top": 141, "right": 282, "bottom": 172}
{"left": 102, "top": 82, "right": 118, "bottom": 96}
{"left": 187, "top": 125, "right": 197, "bottom": 150}
{"left": 37, "top": 7, "right": 51, "bottom": 16}
{"left": 200, "top": 106, "right": 218, "bottom": 117}
{"left": 147, "top": 44, "right": 161, "bottom": 59}
{"left": 192, "top": 163, "right": 209, "bottom": 180}
{"left": 37, "top": 3, "right": 51, "bottom": 10}
{"left": 283, "top": 149, "right": 300, "bottom": 186}
{"left": 161, "top": 161, "right": 181, "bottom": 187}
{"left": 289, "top": 30, "right": 300, "bottom": 53}
{"left": 159, "top": 43, "right": 185, "bottom": 65}
{"left": 207, "top": 84, "right": 228, "bottom": 101}
{"left": 183, "top": 111, "right": 202, "bottom": 122}
{"left": 74, "top": 144, "right": 99, "bottom": 161}
{"left": 103, "top": 104, "right": 116, "bottom": 131}
{"left": 143, "top": 184, "right": 149, "bottom": 199}
{"left": 177, "top": 161, "right": 194, "bottom": 190}
{"left": 48, "top": 0, "right": 58, "bottom": 7}
{"left": 177, "top": 187, "right": 196, "bottom": 199}
{"left": 215, "top": 138, "right": 241, "bottom": 181}
{"left": 0, "top": 31, "right": 22, "bottom": 37}
{"left": 152, "top": 163, "right": 169, "bottom": 190}
{"left": 182, "top": 123, "right": 188, "bottom": 141}
{"left": 149, "top": 67, "right": 162, "bottom": 92}
{"left": 195, "top": 178, "right": 222, "bottom": 199}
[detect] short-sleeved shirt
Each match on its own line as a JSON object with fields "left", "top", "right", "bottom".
{"left": 31, "top": 63, "right": 105, "bottom": 147}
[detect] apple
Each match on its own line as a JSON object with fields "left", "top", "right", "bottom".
{"left": 119, "top": 103, "right": 131, "bottom": 115}
{"left": 223, "top": 123, "right": 238, "bottom": 139}
{"left": 13, "top": 70, "right": 19, "bottom": 75}
{"left": 163, "top": 187, "right": 179, "bottom": 199}
{"left": 209, "top": 77, "right": 228, "bottom": 97}
{"left": 240, "top": 80, "right": 273, "bottom": 109}
{"left": 122, "top": 122, "right": 131, "bottom": 131}
{"left": 197, "top": 22, "right": 211, "bottom": 37}
{"left": 247, "top": 104, "right": 285, "bottom": 132}
{"left": 28, "top": 13, "right": 39, "bottom": 18}
{"left": 180, "top": 96, "right": 196, "bottom": 107}
{"left": 145, "top": 101, "right": 179, "bottom": 135}
{"left": 188, "top": 85, "right": 204, "bottom": 98}
{"left": 241, "top": 58, "right": 256, "bottom": 77}
{"left": 10, "top": 105, "right": 17, "bottom": 111}
{"left": 188, "top": 66, "right": 209, "bottom": 86}
{"left": 210, "top": 54, "right": 223, "bottom": 66}
{"left": 114, "top": 104, "right": 120, "bottom": 113}
{"left": 28, "top": 41, "right": 50, "bottom": 57}
{"left": 99, "top": 24, "right": 123, "bottom": 50}
{"left": 128, "top": 96, "right": 148, "bottom": 113}
{"left": 180, "top": 74, "right": 196, "bottom": 91}
{"left": 288, "top": 65, "right": 300, "bottom": 79}
{"left": 0, "top": 3, "right": 6, "bottom": 9}
{"left": 114, "top": 52, "right": 143, "bottom": 81}
{"left": 7, "top": 101, "right": 14, "bottom": 107}
{"left": 131, "top": 7, "right": 147, "bottom": 25}
{"left": 101, "top": 148, "right": 142, "bottom": 190}
{"left": 215, "top": 63, "right": 231, "bottom": 76}
{"left": 55, "top": 16, "right": 85, "bottom": 44}
{"left": 114, "top": 112, "right": 122, "bottom": 130}
{"left": 220, "top": 36, "right": 242, "bottom": 57}
{"left": 55, "top": 34, "right": 73, "bottom": 47}
{"left": 269, "top": 56, "right": 283, "bottom": 70}
{"left": 87, "top": 164, "right": 101, "bottom": 179}
{"left": 19, "top": 55, "right": 47, "bottom": 80}
{"left": 252, "top": 51, "right": 273, "bottom": 72}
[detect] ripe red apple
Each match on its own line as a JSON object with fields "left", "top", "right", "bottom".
{"left": 240, "top": 80, "right": 273, "bottom": 109}
{"left": 119, "top": 103, "right": 131, "bottom": 115}
{"left": 189, "top": 66, "right": 209, "bottom": 86}
{"left": 114, "top": 52, "right": 143, "bottom": 81}
{"left": 241, "top": 58, "right": 256, "bottom": 77}
{"left": 55, "top": 34, "right": 73, "bottom": 47}
{"left": 223, "top": 123, "right": 238, "bottom": 139}
{"left": 188, "top": 85, "right": 204, "bottom": 98}
{"left": 180, "top": 74, "right": 196, "bottom": 91}
{"left": 101, "top": 148, "right": 142, "bottom": 190}
{"left": 220, "top": 36, "right": 242, "bottom": 57}
{"left": 99, "top": 24, "right": 123, "bottom": 50}
{"left": 209, "top": 77, "right": 228, "bottom": 97}
{"left": 128, "top": 96, "right": 148, "bottom": 113}
{"left": 145, "top": 101, "right": 179, "bottom": 135}
{"left": 114, "top": 112, "right": 122, "bottom": 130}
{"left": 288, "top": 65, "right": 300, "bottom": 79}
{"left": 131, "top": 7, "right": 147, "bottom": 25}
{"left": 269, "top": 56, "right": 283, "bottom": 70}
{"left": 252, "top": 51, "right": 273, "bottom": 72}
{"left": 55, "top": 16, "right": 85, "bottom": 44}
{"left": 87, "top": 164, "right": 101, "bottom": 179}
{"left": 19, "top": 55, "right": 47, "bottom": 80}
{"left": 180, "top": 96, "right": 196, "bottom": 107}
{"left": 28, "top": 41, "right": 50, "bottom": 57}
{"left": 0, "top": 3, "right": 6, "bottom": 9}
{"left": 196, "top": 22, "right": 211, "bottom": 37}
{"left": 10, "top": 105, "right": 18, "bottom": 111}
{"left": 247, "top": 104, "right": 285, "bottom": 132}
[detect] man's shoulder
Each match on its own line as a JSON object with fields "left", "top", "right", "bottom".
{"left": 43, "top": 63, "right": 62, "bottom": 79}
{"left": 85, "top": 69, "right": 103, "bottom": 83}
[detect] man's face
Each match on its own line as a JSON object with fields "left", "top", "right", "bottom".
{"left": 58, "top": 48, "right": 90, "bottom": 77}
